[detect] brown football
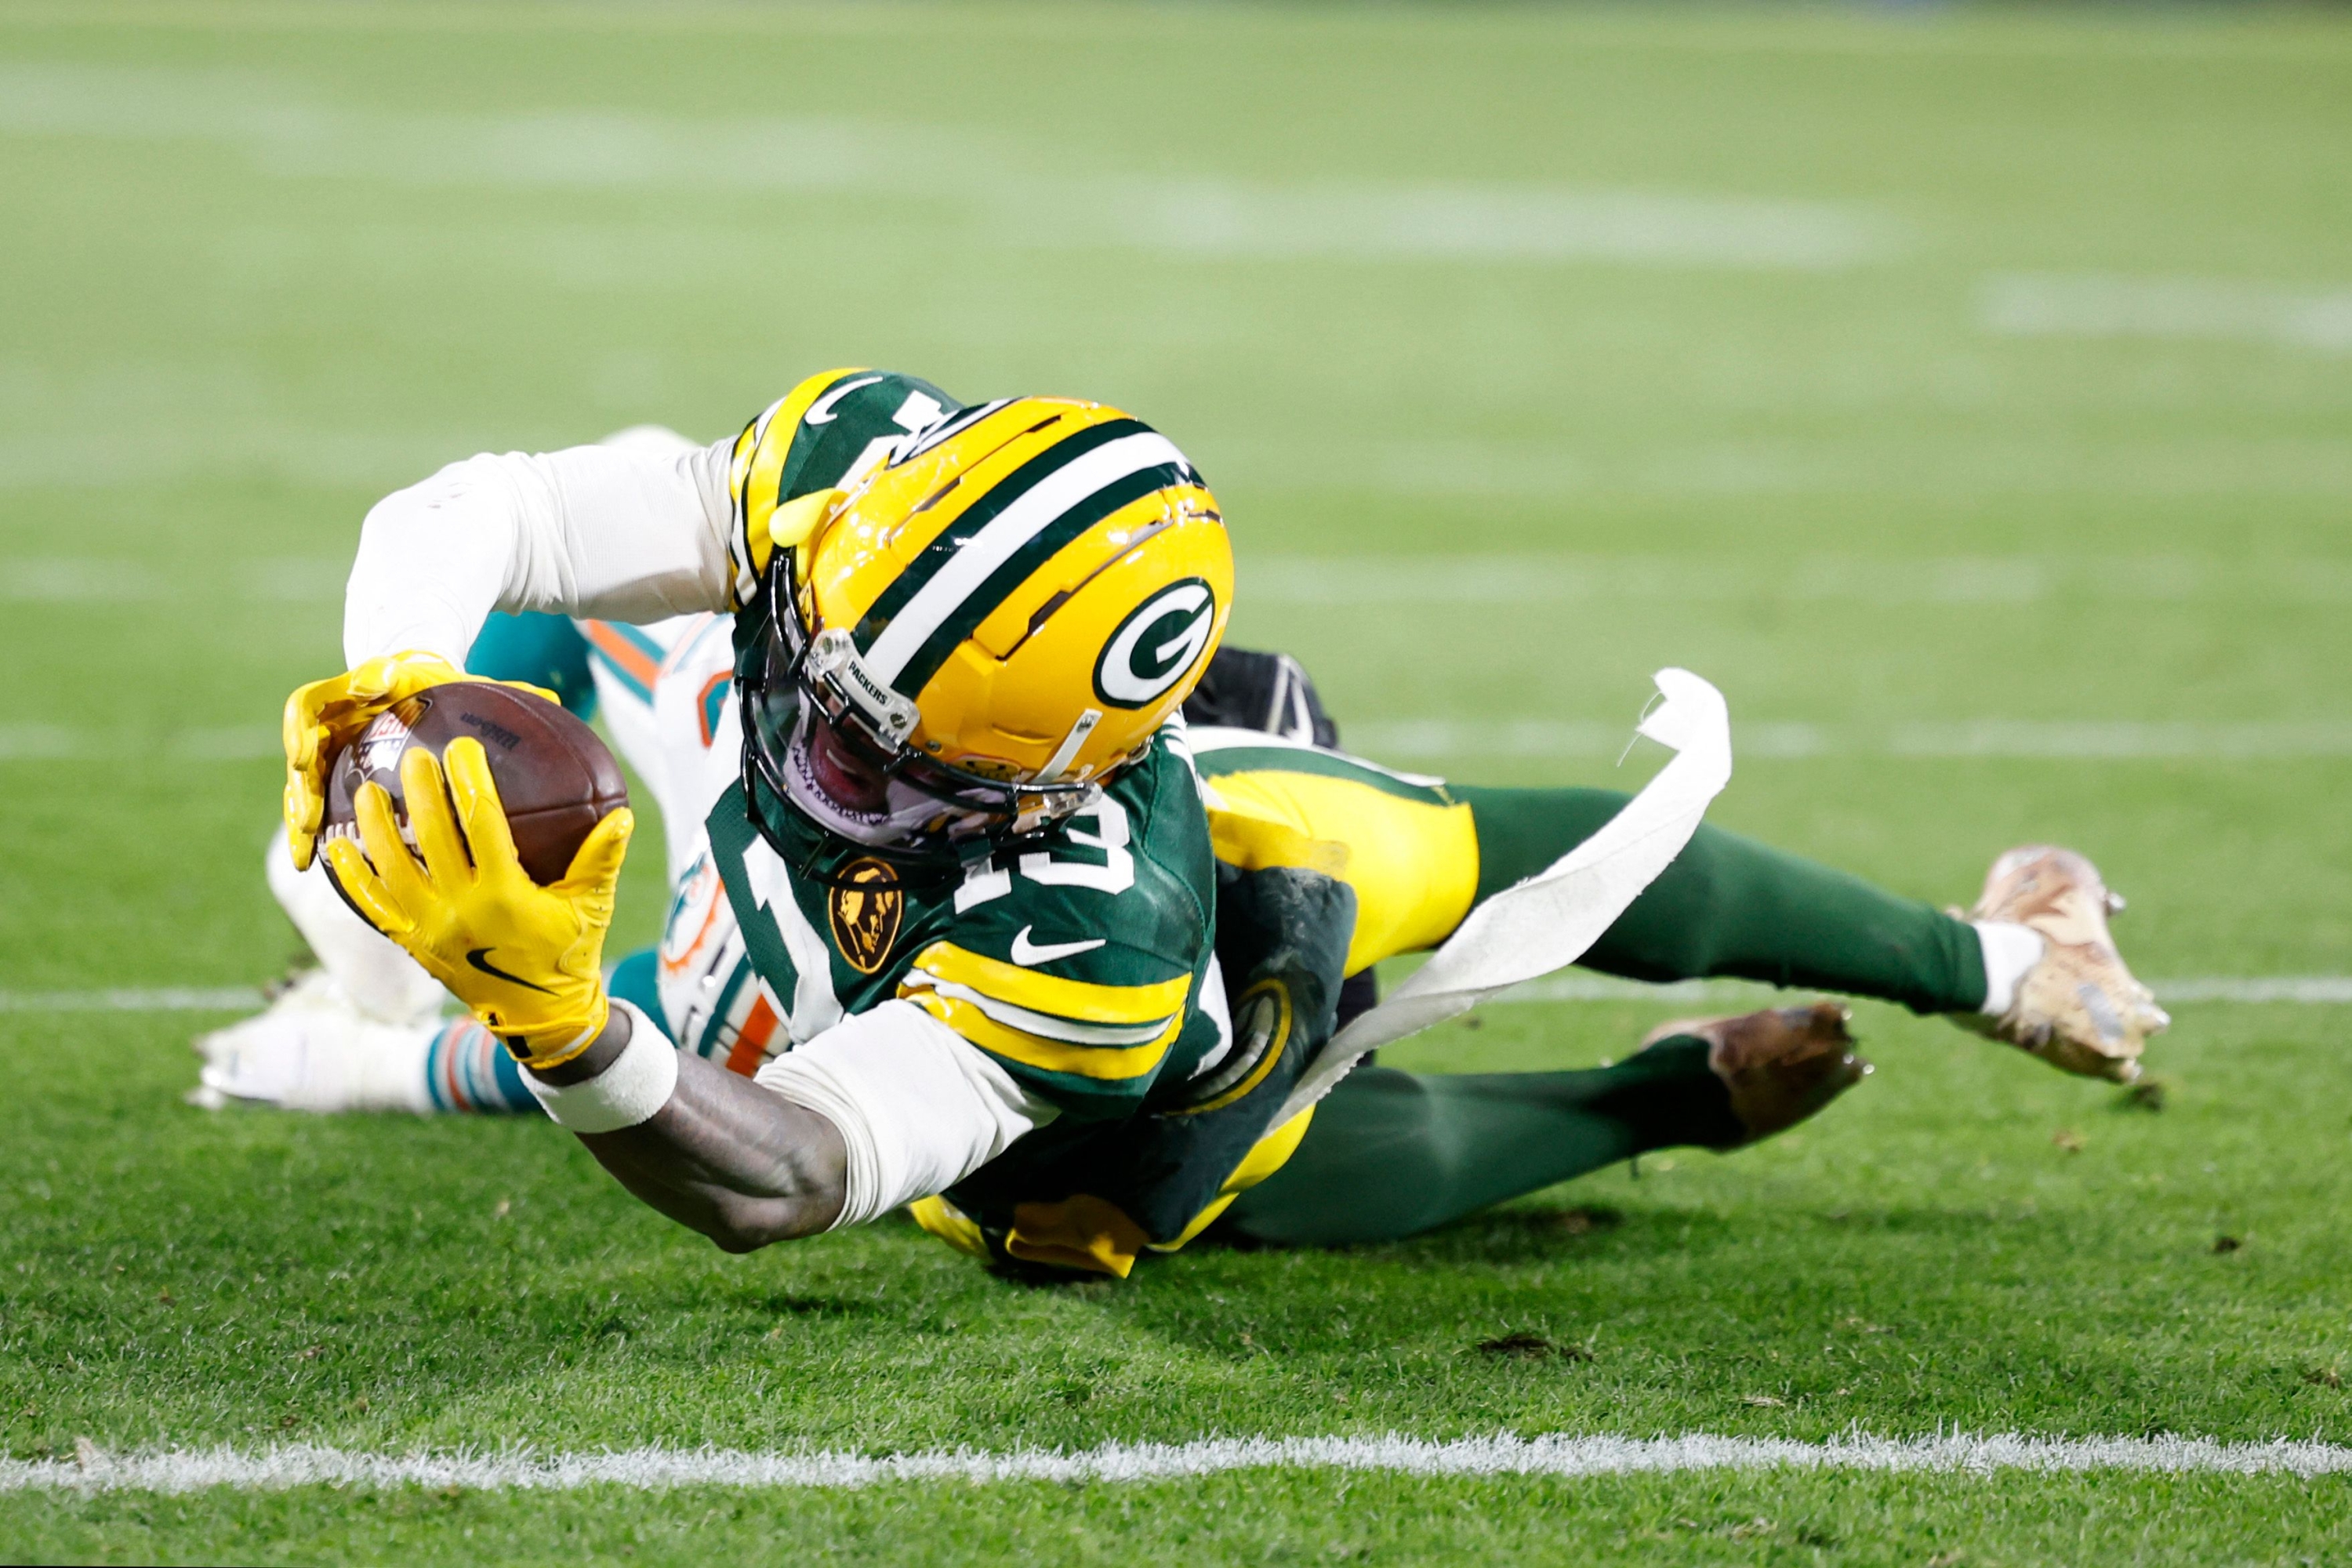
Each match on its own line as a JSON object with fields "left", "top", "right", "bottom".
{"left": 320, "top": 682, "right": 629, "bottom": 887}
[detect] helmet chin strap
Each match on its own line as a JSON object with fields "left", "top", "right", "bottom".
{"left": 1032, "top": 706, "right": 1103, "bottom": 785}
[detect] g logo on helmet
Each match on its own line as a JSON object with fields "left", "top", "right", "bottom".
{"left": 1094, "top": 578, "right": 1218, "bottom": 710}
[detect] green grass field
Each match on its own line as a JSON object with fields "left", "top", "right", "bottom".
{"left": 4, "top": 2, "right": 2351, "bottom": 1562}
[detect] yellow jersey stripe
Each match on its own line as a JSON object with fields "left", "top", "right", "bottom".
{"left": 905, "top": 991, "right": 1182, "bottom": 1082}
{"left": 920, "top": 980, "right": 1174, "bottom": 1047}
{"left": 907, "top": 942, "right": 1191, "bottom": 1027}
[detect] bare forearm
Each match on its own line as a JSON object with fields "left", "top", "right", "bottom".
{"left": 531, "top": 1008, "right": 848, "bottom": 1250}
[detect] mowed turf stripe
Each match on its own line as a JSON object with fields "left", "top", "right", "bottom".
{"left": 1343, "top": 719, "right": 2352, "bottom": 760}
{"left": 1980, "top": 273, "right": 2352, "bottom": 354}
{"left": 1500, "top": 975, "right": 2352, "bottom": 1005}
{"left": 2, "top": 978, "right": 2343, "bottom": 1013}
{"left": 9, "top": 1433, "right": 2352, "bottom": 1494}
{"left": 1243, "top": 554, "right": 2352, "bottom": 604}
{"left": 0, "top": 62, "right": 1896, "bottom": 271}
{"left": 0, "top": 725, "right": 278, "bottom": 760}
{"left": 12, "top": 553, "right": 2349, "bottom": 606}
{"left": 13, "top": 720, "right": 2352, "bottom": 764}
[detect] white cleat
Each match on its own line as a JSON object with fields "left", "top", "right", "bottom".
{"left": 190, "top": 969, "right": 439, "bottom": 1114}
{"left": 1955, "top": 846, "right": 2169, "bottom": 1083}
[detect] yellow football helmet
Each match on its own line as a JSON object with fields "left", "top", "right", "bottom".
{"left": 739, "top": 396, "right": 1232, "bottom": 861}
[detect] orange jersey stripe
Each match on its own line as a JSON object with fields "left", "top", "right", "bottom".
{"left": 725, "top": 994, "right": 780, "bottom": 1077}
{"left": 583, "top": 621, "right": 661, "bottom": 690}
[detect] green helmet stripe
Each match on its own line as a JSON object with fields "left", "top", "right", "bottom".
{"left": 852, "top": 416, "right": 1149, "bottom": 658}
{"left": 891, "top": 458, "right": 1195, "bottom": 702}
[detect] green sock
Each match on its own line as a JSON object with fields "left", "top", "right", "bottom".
{"left": 1454, "top": 785, "right": 1986, "bottom": 1015}
{"left": 1221, "top": 1041, "right": 1739, "bottom": 1247}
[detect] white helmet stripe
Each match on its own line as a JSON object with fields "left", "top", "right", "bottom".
{"left": 859, "top": 431, "right": 1189, "bottom": 689}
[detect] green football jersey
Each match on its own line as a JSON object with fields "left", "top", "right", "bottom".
{"left": 700, "top": 741, "right": 1221, "bottom": 1122}
{"left": 701, "top": 367, "right": 1223, "bottom": 1121}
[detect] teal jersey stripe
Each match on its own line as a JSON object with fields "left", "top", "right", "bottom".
{"left": 484, "top": 1045, "right": 532, "bottom": 1112}
{"left": 421, "top": 1026, "right": 456, "bottom": 1112}
{"left": 694, "top": 956, "right": 755, "bottom": 1062}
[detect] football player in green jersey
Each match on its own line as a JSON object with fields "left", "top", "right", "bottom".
{"left": 230, "top": 368, "right": 2167, "bottom": 1279}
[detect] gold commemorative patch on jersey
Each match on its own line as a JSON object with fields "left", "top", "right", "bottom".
{"left": 828, "top": 858, "right": 902, "bottom": 975}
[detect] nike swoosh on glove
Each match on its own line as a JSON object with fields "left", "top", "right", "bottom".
{"left": 324, "top": 738, "right": 633, "bottom": 1069}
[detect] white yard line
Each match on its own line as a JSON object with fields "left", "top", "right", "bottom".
{"left": 6, "top": 1432, "right": 2350, "bottom": 1494}
{"left": 1982, "top": 273, "right": 2352, "bottom": 355}
{"left": 0, "top": 988, "right": 263, "bottom": 1012}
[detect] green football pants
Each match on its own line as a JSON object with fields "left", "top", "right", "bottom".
{"left": 1218, "top": 780, "right": 1987, "bottom": 1248}
{"left": 1224, "top": 1040, "right": 1734, "bottom": 1247}
{"left": 1457, "top": 785, "right": 1987, "bottom": 1018}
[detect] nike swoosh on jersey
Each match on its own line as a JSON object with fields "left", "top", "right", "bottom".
{"left": 804, "top": 374, "right": 885, "bottom": 425}
{"left": 1009, "top": 926, "right": 1108, "bottom": 967}
{"left": 466, "top": 948, "right": 557, "bottom": 995}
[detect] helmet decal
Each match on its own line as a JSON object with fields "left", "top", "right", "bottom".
{"left": 1094, "top": 578, "right": 1218, "bottom": 709}
{"left": 855, "top": 420, "right": 1196, "bottom": 699}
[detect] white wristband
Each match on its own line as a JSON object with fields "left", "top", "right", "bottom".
{"left": 524, "top": 1000, "right": 678, "bottom": 1133}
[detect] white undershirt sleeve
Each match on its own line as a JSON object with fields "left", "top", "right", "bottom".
{"left": 753, "top": 1000, "right": 1056, "bottom": 1229}
{"left": 343, "top": 435, "right": 737, "bottom": 669}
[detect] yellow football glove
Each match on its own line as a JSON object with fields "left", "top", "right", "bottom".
{"left": 281, "top": 652, "right": 554, "bottom": 871}
{"left": 322, "top": 738, "right": 634, "bottom": 1069}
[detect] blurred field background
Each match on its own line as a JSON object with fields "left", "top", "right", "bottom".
{"left": 2, "top": 2, "right": 2350, "bottom": 1562}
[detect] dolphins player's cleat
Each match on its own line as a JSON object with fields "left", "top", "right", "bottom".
{"left": 1954, "top": 846, "right": 2168, "bottom": 1083}
{"left": 1641, "top": 1001, "right": 1870, "bottom": 1149}
{"left": 191, "top": 970, "right": 431, "bottom": 1112}
{"left": 190, "top": 971, "right": 532, "bottom": 1115}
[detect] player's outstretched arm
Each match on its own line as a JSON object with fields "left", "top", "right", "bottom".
{"left": 320, "top": 742, "right": 1037, "bottom": 1251}
{"left": 285, "top": 435, "right": 732, "bottom": 869}
{"left": 345, "top": 438, "right": 735, "bottom": 672}
{"left": 535, "top": 1008, "right": 848, "bottom": 1250}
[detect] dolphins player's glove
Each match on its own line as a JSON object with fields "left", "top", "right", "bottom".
{"left": 322, "top": 739, "right": 634, "bottom": 1069}
{"left": 281, "top": 652, "right": 554, "bottom": 871}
